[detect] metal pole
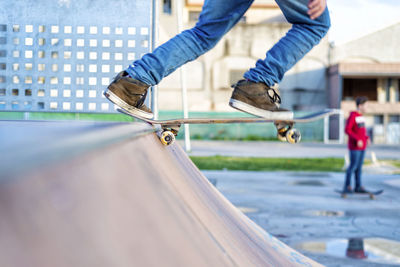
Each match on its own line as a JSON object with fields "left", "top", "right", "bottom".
{"left": 176, "top": 0, "right": 191, "bottom": 152}
{"left": 323, "top": 115, "right": 329, "bottom": 144}
{"left": 339, "top": 110, "right": 345, "bottom": 144}
{"left": 151, "top": 0, "right": 159, "bottom": 119}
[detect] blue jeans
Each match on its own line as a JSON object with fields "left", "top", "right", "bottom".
{"left": 127, "top": 0, "right": 331, "bottom": 87}
{"left": 344, "top": 150, "right": 366, "bottom": 189}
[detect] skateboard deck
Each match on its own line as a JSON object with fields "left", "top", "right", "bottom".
{"left": 118, "top": 108, "right": 335, "bottom": 145}
{"left": 334, "top": 189, "right": 384, "bottom": 200}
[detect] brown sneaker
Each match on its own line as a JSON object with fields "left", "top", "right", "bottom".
{"left": 104, "top": 71, "right": 153, "bottom": 119}
{"left": 229, "top": 80, "right": 293, "bottom": 120}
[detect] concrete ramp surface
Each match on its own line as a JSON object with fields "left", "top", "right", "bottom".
{"left": 0, "top": 121, "right": 322, "bottom": 267}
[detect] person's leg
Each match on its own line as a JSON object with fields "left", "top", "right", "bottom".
{"left": 344, "top": 150, "right": 357, "bottom": 191}
{"left": 229, "top": 0, "right": 330, "bottom": 119}
{"left": 128, "top": 0, "right": 254, "bottom": 86}
{"left": 354, "top": 150, "right": 366, "bottom": 190}
{"left": 244, "top": 0, "right": 330, "bottom": 87}
{"left": 105, "top": 0, "right": 253, "bottom": 118}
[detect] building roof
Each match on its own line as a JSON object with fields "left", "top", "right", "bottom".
{"left": 330, "top": 63, "right": 400, "bottom": 77}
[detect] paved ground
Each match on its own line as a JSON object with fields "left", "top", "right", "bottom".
{"left": 180, "top": 140, "right": 400, "bottom": 160}
{"left": 203, "top": 170, "right": 400, "bottom": 266}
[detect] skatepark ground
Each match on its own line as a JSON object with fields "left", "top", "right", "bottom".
{"left": 186, "top": 140, "right": 400, "bottom": 266}
{"left": 1, "top": 120, "right": 399, "bottom": 266}
{"left": 204, "top": 170, "right": 400, "bottom": 266}
{"left": 180, "top": 140, "right": 400, "bottom": 266}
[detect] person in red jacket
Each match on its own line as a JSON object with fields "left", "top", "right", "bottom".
{"left": 343, "top": 96, "right": 370, "bottom": 193}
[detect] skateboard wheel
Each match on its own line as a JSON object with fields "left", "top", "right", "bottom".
{"left": 160, "top": 131, "right": 175, "bottom": 146}
{"left": 286, "top": 129, "right": 301, "bottom": 144}
{"left": 370, "top": 194, "right": 375, "bottom": 200}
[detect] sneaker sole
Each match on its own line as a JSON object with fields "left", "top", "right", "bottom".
{"left": 104, "top": 89, "right": 154, "bottom": 119}
{"left": 229, "top": 98, "right": 293, "bottom": 120}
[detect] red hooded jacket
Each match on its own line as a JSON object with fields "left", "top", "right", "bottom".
{"left": 345, "top": 111, "right": 369, "bottom": 150}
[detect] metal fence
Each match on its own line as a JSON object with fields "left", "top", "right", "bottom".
{"left": 0, "top": 0, "right": 153, "bottom": 113}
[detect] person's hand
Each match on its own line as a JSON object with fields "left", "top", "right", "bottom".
{"left": 308, "top": 0, "right": 327, "bottom": 20}
{"left": 357, "top": 140, "right": 364, "bottom": 148}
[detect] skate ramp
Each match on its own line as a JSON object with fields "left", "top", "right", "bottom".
{"left": 0, "top": 120, "right": 322, "bottom": 267}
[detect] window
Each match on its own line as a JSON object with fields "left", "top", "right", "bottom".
{"left": 102, "top": 65, "right": 110, "bottom": 73}
{"left": 102, "top": 27, "right": 110, "bottom": 34}
{"left": 64, "top": 39, "right": 72, "bottom": 46}
{"left": 25, "top": 25, "right": 33, "bottom": 33}
{"left": 25, "top": 89, "right": 32, "bottom": 96}
{"left": 38, "top": 89, "right": 45, "bottom": 97}
{"left": 374, "top": 115, "right": 384, "bottom": 124}
{"left": 389, "top": 115, "right": 400, "bottom": 123}
{"left": 90, "top": 26, "right": 98, "bottom": 34}
{"left": 38, "top": 77, "right": 45, "bottom": 84}
{"left": 343, "top": 78, "right": 378, "bottom": 101}
{"left": 51, "top": 25, "right": 59, "bottom": 33}
{"left": 25, "top": 63, "right": 33, "bottom": 70}
{"left": 64, "top": 26, "right": 72, "bottom": 33}
{"left": 386, "top": 79, "right": 392, "bottom": 102}
{"left": 163, "top": 0, "right": 172, "bottom": 14}
{"left": 115, "top": 27, "right": 123, "bottom": 35}
{"left": 128, "top": 27, "right": 136, "bottom": 35}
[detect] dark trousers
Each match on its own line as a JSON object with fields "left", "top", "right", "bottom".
{"left": 344, "top": 150, "right": 366, "bottom": 189}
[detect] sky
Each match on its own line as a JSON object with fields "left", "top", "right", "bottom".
{"left": 327, "top": 0, "right": 400, "bottom": 45}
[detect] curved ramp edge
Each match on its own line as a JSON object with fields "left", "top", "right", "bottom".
{"left": 0, "top": 122, "right": 322, "bottom": 267}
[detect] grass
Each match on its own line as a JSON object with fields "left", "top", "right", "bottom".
{"left": 190, "top": 156, "right": 344, "bottom": 172}
{"left": 387, "top": 160, "right": 400, "bottom": 169}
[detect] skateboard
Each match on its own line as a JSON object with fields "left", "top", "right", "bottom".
{"left": 117, "top": 107, "right": 335, "bottom": 146}
{"left": 334, "top": 189, "right": 384, "bottom": 200}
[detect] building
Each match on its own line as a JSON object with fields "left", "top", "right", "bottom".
{"left": 329, "top": 23, "right": 400, "bottom": 144}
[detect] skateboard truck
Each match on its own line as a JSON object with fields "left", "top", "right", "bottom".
{"left": 275, "top": 121, "right": 301, "bottom": 144}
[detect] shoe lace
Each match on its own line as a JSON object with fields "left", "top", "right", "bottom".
{"left": 266, "top": 88, "right": 281, "bottom": 104}
{"left": 135, "top": 90, "right": 148, "bottom": 108}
